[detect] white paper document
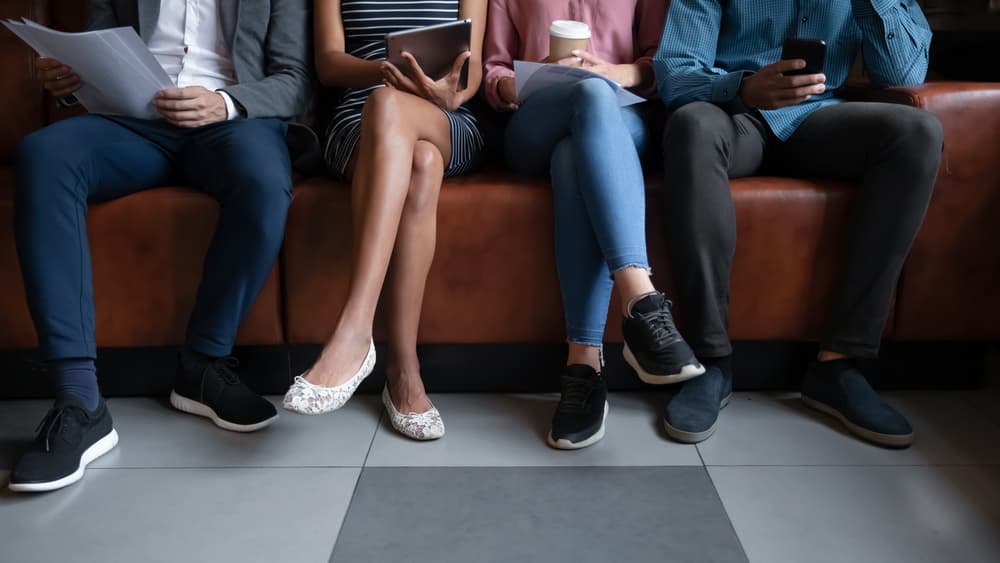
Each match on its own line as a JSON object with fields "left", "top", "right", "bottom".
{"left": 2, "top": 19, "right": 173, "bottom": 119}
{"left": 514, "top": 61, "right": 646, "bottom": 107}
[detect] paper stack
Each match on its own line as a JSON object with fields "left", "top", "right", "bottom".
{"left": 514, "top": 61, "right": 646, "bottom": 107}
{"left": 2, "top": 18, "right": 173, "bottom": 119}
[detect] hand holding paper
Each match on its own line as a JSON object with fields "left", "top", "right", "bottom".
{"left": 2, "top": 18, "right": 174, "bottom": 119}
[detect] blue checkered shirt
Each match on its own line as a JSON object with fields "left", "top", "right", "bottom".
{"left": 653, "top": 0, "right": 933, "bottom": 140}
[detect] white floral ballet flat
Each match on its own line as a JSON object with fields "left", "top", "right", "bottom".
{"left": 282, "top": 340, "right": 376, "bottom": 414}
{"left": 382, "top": 385, "right": 445, "bottom": 441}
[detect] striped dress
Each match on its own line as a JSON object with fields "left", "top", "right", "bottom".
{"left": 323, "top": 0, "right": 485, "bottom": 179}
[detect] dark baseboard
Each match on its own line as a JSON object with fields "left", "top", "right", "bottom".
{"left": 0, "top": 341, "right": 991, "bottom": 399}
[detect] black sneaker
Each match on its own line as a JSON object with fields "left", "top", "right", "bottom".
{"left": 9, "top": 397, "right": 119, "bottom": 493}
{"left": 170, "top": 357, "right": 278, "bottom": 432}
{"left": 547, "top": 365, "right": 609, "bottom": 450}
{"left": 622, "top": 292, "right": 705, "bottom": 384}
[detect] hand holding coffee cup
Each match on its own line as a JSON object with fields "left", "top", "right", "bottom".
{"left": 549, "top": 20, "right": 591, "bottom": 63}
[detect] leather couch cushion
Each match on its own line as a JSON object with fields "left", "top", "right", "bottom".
{"left": 890, "top": 85, "right": 1000, "bottom": 339}
{"left": 283, "top": 173, "right": 870, "bottom": 344}
{"left": 0, "top": 0, "right": 47, "bottom": 164}
{"left": 0, "top": 183, "right": 284, "bottom": 349}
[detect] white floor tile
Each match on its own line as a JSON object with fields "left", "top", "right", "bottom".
{"left": 365, "top": 392, "right": 702, "bottom": 467}
{"left": 710, "top": 465, "right": 1000, "bottom": 563}
{"left": 0, "top": 467, "right": 359, "bottom": 563}
{"left": 697, "top": 392, "right": 1000, "bottom": 466}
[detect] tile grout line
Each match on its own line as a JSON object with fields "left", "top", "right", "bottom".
{"left": 325, "top": 404, "right": 386, "bottom": 563}
{"left": 702, "top": 465, "right": 753, "bottom": 563}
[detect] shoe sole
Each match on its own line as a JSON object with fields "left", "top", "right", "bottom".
{"left": 547, "top": 401, "right": 609, "bottom": 450}
{"left": 8, "top": 428, "right": 119, "bottom": 493}
{"left": 801, "top": 395, "right": 913, "bottom": 448}
{"left": 623, "top": 344, "right": 706, "bottom": 385}
{"left": 664, "top": 393, "right": 733, "bottom": 444}
{"left": 170, "top": 391, "right": 278, "bottom": 433}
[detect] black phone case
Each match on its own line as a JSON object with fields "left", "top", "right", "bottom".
{"left": 781, "top": 38, "right": 827, "bottom": 76}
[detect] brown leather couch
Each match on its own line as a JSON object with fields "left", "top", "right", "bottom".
{"left": 2, "top": 2, "right": 999, "bottom": 369}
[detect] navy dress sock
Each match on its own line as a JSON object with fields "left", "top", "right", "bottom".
{"left": 51, "top": 358, "right": 100, "bottom": 411}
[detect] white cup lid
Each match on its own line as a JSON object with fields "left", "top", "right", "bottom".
{"left": 549, "top": 20, "right": 591, "bottom": 40}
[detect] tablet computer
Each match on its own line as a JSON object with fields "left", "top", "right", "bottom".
{"left": 385, "top": 19, "right": 472, "bottom": 90}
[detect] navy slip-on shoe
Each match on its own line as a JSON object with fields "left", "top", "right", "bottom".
{"left": 664, "top": 365, "right": 733, "bottom": 444}
{"left": 801, "top": 359, "right": 913, "bottom": 448}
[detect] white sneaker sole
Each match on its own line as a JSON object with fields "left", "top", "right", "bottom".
{"left": 624, "top": 344, "right": 706, "bottom": 385}
{"left": 664, "top": 393, "right": 733, "bottom": 444}
{"left": 170, "top": 391, "right": 278, "bottom": 433}
{"left": 547, "top": 401, "right": 609, "bottom": 450}
{"left": 8, "top": 428, "right": 119, "bottom": 493}
{"left": 801, "top": 395, "right": 914, "bottom": 448}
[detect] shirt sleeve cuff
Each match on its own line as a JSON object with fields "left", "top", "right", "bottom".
{"left": 218, "top": 90, "right": 241, "bottom": 120}
{"left": 711, "top": 70, "right": 750, "bottom": 104}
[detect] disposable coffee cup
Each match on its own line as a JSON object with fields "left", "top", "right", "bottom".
{"left": 549, "top": 20, "right": 591, "bottom": 62}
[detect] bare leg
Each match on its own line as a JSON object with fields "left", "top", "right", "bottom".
{"left": 307, "top": 88, "right": 453, "bottom": 387}
{"left": 615, "top": 267, "right": 657, "bottom": 316}
{"left": 567, "top": 343, "right": 602, "bottom": 372}
{"left": 384, "top": 141, "right": 444, "bottom": 413}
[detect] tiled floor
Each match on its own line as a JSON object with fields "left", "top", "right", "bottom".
{"left": 1, "top": 391, "right": 998, "bottom": 563}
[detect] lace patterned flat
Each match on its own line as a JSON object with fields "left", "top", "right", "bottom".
{"left": 282, "top": 340, "right": 376, "bottom": 415}
{"left": 382, "top": 385, "right": 445, "bottom": 441}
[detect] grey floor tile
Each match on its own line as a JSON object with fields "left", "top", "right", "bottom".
{"left": 696, "top": 392, "right": 1000, "bottom": 467}
{"left": 0, "top": 397, "right": 382, "bottom": 469}
{"left": 0, "top": 467, "right": 359, "bottom": 563}
{"left": 0, "top": 400, "right": 50, "bottom": 469}
{"left": 331, "top": 466, "right": 747, "bottom": 563}
{"left": 710, "top": 465, "right": 1000, "bottom": 563}
{"left": 365, "top": 393, "right": 702, "bottom": 467}
{"left": 94, "top": 396, "right": 382, "bottom": 468}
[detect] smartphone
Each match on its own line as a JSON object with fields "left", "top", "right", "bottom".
{"left": 780, "top": 38, "right": 826, "bottom": 76}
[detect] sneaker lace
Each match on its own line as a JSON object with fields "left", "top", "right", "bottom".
{"left": 636, "top": 301, "right": 679, "bottom": 348}
{"left": 34, "top": 406, "right": 81, "bottom": 452}
{"left": 559, "top": 375, "right": 594, "bottom": 413}
{"left": 210, "top": 357, "right": 242, "bottom": 385}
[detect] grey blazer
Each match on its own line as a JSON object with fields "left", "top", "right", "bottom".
{"left": 86, "top": 0, "right": 312, "bottom": 121}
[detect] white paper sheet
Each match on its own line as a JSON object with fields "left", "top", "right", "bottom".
{"left": 3, "top": 19, "right": 173, "bottom": 119}
{"left": 514, "top": 60, "right": 646, "bottom": 107}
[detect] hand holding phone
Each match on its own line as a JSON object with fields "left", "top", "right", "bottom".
{"left": 738, "top": 38, "right": 827, "bottom": 110}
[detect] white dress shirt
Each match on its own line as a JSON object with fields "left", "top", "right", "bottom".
{"left": 148, "top": 0, "right": 240, "bottom": 119}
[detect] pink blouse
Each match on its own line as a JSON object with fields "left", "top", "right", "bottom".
{"left": 483, "top": 0, "right": 668, "bottom": 111}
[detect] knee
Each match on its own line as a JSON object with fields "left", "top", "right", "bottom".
{"left": 361, "top": 87, "right": 405, "bottom": 133}
{"left": 570, "top": 78, "right": 618, "bottom": 111}
{"left": 226, "top": 165, "right": 292, "bottom": 241}
{"left": 888, "top": 108, "right": 944, "bottom": 163}
{"left": 405, "top": 142, "right": 444, "bottom": 213}
{"left": 15, "top": 128, "right": 79, "bottom": 206}
{"left": 663, "top": 102, "right": 729, "bottom": 152}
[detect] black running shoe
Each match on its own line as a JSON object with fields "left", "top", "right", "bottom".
{"left": 9, "top": 397, "right": 119, "bottom": 493}
{"left": 170, "top": 356, "right": 278, "bottom": 432}
{"left": 622, "top": 292, "right": 705, "bottom": 385}
{"left": 547, "top": 365, "right": 609, "bottom": 450}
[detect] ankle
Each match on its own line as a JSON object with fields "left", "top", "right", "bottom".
{"left": 818, "top": 350, "right": 850, "bottom": 362}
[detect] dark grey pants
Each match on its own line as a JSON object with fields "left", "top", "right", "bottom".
{"left": 661, "top": 101, "right": 943, "bottom": 360}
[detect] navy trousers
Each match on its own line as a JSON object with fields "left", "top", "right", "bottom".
{"left": 14, "top": 115, "right": 292, "bottom": 361}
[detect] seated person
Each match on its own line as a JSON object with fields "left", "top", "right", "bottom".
{"left": 485, "top": 0, "right": 704, "bottom": 450}
{"left": 9, "top": 0, "right": 311, "bottom": 492}
{"left": 655, "top": 0, "right": 942, "bottom": 447}
{"left": 282, "top": 0, "right": 488, "bottom": 442}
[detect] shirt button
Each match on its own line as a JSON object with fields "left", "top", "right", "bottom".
{"left": 888, "top": 32, "right": 895, "bottom": 39}
{"left": 801, "top": 16, "right": 808, "bottom": 23}
{"left": 723, "top": 88, "right": 729, "bottom": 96}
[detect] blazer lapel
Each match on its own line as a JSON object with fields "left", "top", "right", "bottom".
{"left": 218, "top": 0, "right": 239, "bottom": 53}
{"left": 137, "top": 0, "right": 160, "bottom": 41}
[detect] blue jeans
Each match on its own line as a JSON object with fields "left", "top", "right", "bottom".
{"left": 505, "top": 79, "right": 651, "bottom": 346}
{"left": 14, "top": 115, "right": 292, "bottom": 360}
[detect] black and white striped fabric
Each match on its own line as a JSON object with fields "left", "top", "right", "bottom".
{"left": 323, "top": 0, "right": 484, "bottom": 179}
